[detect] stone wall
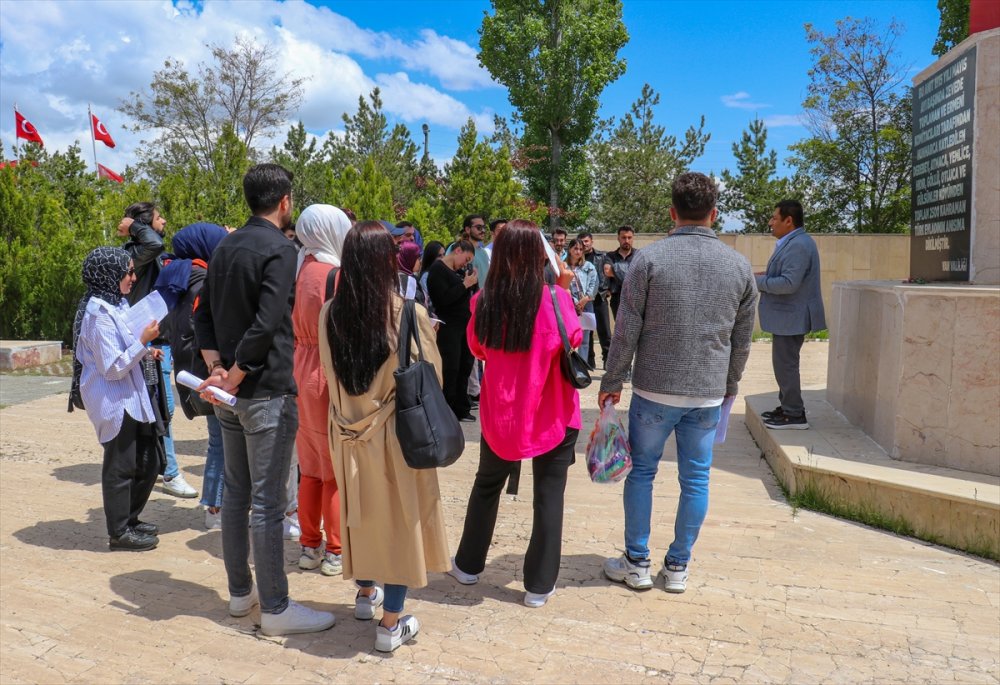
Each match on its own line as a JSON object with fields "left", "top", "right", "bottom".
{"left": 592, "top": 233, "right": 910, "bottom": 331}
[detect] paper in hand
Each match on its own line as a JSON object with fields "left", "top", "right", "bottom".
{"left": 176, "top": 370, "right": 238, "bottom": 406}
{"left": 541, "top": 234, "right": 562, "bottom": 275}
{"left": 124, "top": 291, "right": 168, "bottom": 343}
{"left": 714, "top": 395, "right": 735, "bottom": 444}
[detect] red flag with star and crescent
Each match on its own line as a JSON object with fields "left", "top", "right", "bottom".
{"left": 91, "top": 113, "right": 116, "bottom": 148}
{"left": 97, "top": 163, "right": 123, "bottom": 183}
{"left": 15, "top": 111, "right": 43, "bottom": 146}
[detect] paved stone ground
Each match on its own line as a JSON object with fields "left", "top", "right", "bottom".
{"left": 1, "top": 343, "right": 998, "bottom": 684}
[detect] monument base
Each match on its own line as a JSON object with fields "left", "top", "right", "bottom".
{"left": 827, "top": 281, "right": 1000, "bottom": 476}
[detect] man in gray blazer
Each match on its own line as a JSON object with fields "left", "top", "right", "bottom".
{"left": 756, "top": 200, "right": 826, "bottom": 430}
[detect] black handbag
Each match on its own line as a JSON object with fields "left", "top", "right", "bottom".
{"left": 549, "top": 285, "right": 592, "bottom": 389}
{"left": 393, "top": 299, "right": 465, "bottom": 469}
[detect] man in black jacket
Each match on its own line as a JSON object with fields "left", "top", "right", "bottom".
{"left": 578, "top": 231, "right": 611, "bottom": 370}
{"left": 426, "top": 239, "right": 478, "bottom": 421}
{"left": 195, "top": 163, "right": 335, "bottom": 637}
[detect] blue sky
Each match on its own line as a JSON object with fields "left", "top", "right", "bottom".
{"left": 0, "top": 0, "right": 940, "bottom": 177}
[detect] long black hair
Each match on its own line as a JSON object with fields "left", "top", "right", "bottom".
{"left": 474, "top": 219, "right": 544, "bottom": 352}
{"left": 327, "top": 221, "right": 398, "bottom": 395}
{"left": 420, "top": 240, "right": 444, "bottom": 275}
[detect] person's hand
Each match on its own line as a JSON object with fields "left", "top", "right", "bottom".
{"left": 463, "top": 268, "right": 478, "bottom": 288}
{"left": 148, "top": 347, "right": 164, "bottom": 361}
{"left": 754, "top": 271, "right": 765, "bottom": 277}
{"left": 117, "top": 217, "right": 134, "bottom": 237}
{"left": 556, "top": 261, "right": 573, "bottom": 290}
{"left": 575, "top": 300, "right": 585, "bottom": 314}
{"left": 224, "top": 225, "right": 236, "bottom": 233}
{"left": 139, "top": 320, "right": 159, "bottom": 344}
{"left": 603, "top": 263, "right": 613, "bottom": 278}
{"left": 598, "top": 391, "right": 621, "bottom": 406}
{"left": 198, "top": 366, "right": 241, "bottom": 404}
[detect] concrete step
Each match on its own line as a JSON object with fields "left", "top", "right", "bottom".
{"left": 0, "top": 340, "right": 63, "bottom": 371}
{"left": 745, "top": 390, "right": 1000, "bottom": 560}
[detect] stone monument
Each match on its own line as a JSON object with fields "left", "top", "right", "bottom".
{"left": 827, "top": 26, "right": 1000, "bottom": 476}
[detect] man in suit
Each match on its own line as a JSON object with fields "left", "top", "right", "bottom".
{"left": 756, "top": 200, "right": 825, "bottom": 430}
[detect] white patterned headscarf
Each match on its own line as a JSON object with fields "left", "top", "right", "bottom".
{"left": 295, "top": 204, "right": 351, "bottom": 276}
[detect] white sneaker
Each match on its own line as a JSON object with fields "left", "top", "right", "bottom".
{"left": 229, "top": 583, "right": 259, "bottom": 617}
{"left": 283, "top": 513, "right": 300, "bottom": 540}
{"left": 204, "top": 508, "right": 221, "bottom": 530}
{"left": 320, "top": 552, "right": 343, "bottom": 576}
{"left": 162, "top": 473, "right": 198, "bottom": 498}
{"left": 374, "top": 614, "right": 419, "bottom": 652}
{"left": 447, "top": 558, "right": 479, "bottom": 585}
{"left": 298, "top": 545, "right": 322, "bottom": 570}
{"left": 355, "top": 586, "right": 384, "bottom": 620}
{"left": 523, "top": 589, "right": 555, "bottom": 608}
{"left": 260, "top": 600, "right": 336, "bottom": 637}
{"left": 603, "top": 554, "right": 653, "bottom": 590}
{"left": 660, "top": 562, "right": 689, "bottom": 593}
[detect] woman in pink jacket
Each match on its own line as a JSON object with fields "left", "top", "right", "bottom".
{"left": 448, "top": 220, "right": 582, "bottom": 608}
{"left": 292, "top": 204, "right": 351, "bottom": 576}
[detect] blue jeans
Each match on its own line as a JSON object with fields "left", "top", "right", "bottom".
{"left": 214, "top": 395, "right": 298, "bottom": 614}
{"left": 154, "top": 343, "right": 179, "bottom": 479}
{"left": 624, "top": 394, "right": 721, "bottom": 566}
{"left": 356, "top": 581, "right": 408, "bottom": 614}
{"left": 577, "top": 302, "right": 593, "bottom": 365}
{"left": 200, "top": 414, "right": 225, "bottom": 509}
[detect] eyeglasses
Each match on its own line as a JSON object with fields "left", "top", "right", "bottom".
{"left": 471, "top": 223, "right": 485, "bottom": 229}
{"left": 126, "top": 268, "right": 136, "bottom": 277}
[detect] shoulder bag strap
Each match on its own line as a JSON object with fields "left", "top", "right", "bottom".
{"left": 325, "top": 266, "right": 340, "bottom": 301}
{"left": 396, "top": 299, "right": 425, "bottom": 369}
{"left": 548, "top": 285, "right": 572, "bottom": 353}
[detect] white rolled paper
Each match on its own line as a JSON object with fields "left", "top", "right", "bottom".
{"left": 176, "top": 370, "right": 237, "bottom": 407}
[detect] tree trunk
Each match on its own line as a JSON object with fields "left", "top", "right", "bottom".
{"left": 549, "top": 126, "right": 562, "bottom": 228}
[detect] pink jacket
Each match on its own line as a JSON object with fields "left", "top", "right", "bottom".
{"left": 467, "top": 287, "right": 582, "bottom": 460}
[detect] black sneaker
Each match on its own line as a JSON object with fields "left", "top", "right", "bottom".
{"left": 110, "top": 528, "right": 159, "bottom": 551}
{"left": 131, "top": 521, "right": 159, "bottom": 536}
{"left": 459, "top": 413, "right": 477, "bottom": 423}
{"left": 764, "top": 413, "right": 809, "bottom": 430}
{"left": 760, "top": 406, "right": 784, "bottom": 421}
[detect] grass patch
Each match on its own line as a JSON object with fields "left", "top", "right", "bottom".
{"left": 751, "top": 329, "right": 829, "bottom": 342}
{"left": 783, "top": 477, "right": 999, "bottom": 562}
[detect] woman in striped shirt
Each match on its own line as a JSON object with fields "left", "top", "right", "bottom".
{"left": 74, "top": 247, "right": 164, "bottom": 551}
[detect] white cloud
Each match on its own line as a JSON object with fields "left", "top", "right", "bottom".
{"left": 0, "top": 1, "right": 495, "bottom": 168}
{"left": 763, "top": 114, "right": 805, "bottom": 127}
{"left": 721, "top": 91, "right": 771, "bottom": 110}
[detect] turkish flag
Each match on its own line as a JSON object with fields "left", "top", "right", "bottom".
{"left": 91, "top": 113, "right": 116, "bottom": 148}
{"left": 97, "top": 163, "right": 123, "bottom": 183}
{"left": 15, "top": 111, "right": 43, "bottom": 146}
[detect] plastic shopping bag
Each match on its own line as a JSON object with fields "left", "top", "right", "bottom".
{"left": 585, "top": 400, "right": 632, "bottom": 484}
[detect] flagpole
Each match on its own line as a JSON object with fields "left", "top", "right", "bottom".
{"left": 13, "top": 103, "right": 19, "bottom": 161}
{"left": 88, "top": 104, "right": 99, "bottom": 179}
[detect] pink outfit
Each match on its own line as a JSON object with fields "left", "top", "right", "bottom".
{"left": 467, "top": 287, "right": 583, "bottom": 461}
{"left": 293, "top": 255, "right": 341, "bottom": 553}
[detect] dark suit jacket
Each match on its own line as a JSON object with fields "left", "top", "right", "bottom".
{"left": 756, "top": 228, "right": 826, "bottom": 335}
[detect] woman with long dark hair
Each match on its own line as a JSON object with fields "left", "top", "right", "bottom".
{"left": 448, "top": 220, "right": 582, "bottom": 608}
{"left": 565, "top": 238, "right": 598, "bottom": 365}
{"left": 319, "top": 221, "right": 450, "bottom": 653}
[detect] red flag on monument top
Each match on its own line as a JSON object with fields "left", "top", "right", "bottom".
{"left": 97, "top": 163, "right": 123, "bottom": 183}
{"left": 15, "top": 110, "right": 44, "bottom": 146}
{"left": 91, "top": 113, "right": 116, "bottom": 148}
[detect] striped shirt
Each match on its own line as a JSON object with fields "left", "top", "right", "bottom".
{"left": 77, "top": 297, "right": 155, "bottom": 443}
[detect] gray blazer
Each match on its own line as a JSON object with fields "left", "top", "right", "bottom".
{"left": 756, "top": 228, "right": 826, "bottom": 335}
{"left": 600, "top": 226, "right": 758, "bottom": 398}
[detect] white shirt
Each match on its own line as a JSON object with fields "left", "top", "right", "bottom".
{"left": 633, "top": 389, "right": 724, "bottom": 408}
{"left": 77, "top": 297, "right": 155, "bottom": 443}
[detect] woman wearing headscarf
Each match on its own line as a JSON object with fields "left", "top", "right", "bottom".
{"left": 320, "top": 221, "right": 451, "bottom": 652}
{"left": 395, "top": 241, "right": 426, "bottom": 305}
{"left": 293, "top": 204, "right": 352, "bottom": 577}
{"left": 155, "top": 222, "right": 230, "bottom": 529}
{"left": 74, "top": 247, "right": 164, "bottom": 551}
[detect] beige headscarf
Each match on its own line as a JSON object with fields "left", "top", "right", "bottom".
{"left": 295, "top": 204, "right": 352, "bottom": 276}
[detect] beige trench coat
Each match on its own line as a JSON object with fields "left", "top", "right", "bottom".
{"left": 318, "top": 296, "right": 451, "bottom": 588}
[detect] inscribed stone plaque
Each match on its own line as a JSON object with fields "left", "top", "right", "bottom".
{"left": 910, "top": 45, "right": 977, "bottom": 281}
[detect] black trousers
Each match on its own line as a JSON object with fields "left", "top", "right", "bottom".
{"left": 455, "top": 428, "right": 578, "bottom": 593}
{"left": 436, "top": 321, "right": 474, "bottom": 417}
{"left": 772, "top": 334, "right": 806, "bottom": 417}
{"left": 101, "top": 412, "right": 161, "bottom": 537}
{"left": 589, "top": 293, "right": 611, "bottom": 369}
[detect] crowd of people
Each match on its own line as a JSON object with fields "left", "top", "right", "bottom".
{"left": 70, "top": 164, "right": 824, "bottom": 652}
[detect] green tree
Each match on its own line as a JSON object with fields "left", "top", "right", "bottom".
{"left": 719, "top": 118, "right": 788, "bottom": 233}
{"left": 122, "top": 36, "right": 305, "bottom": 177}
{"left": 933, "top": 0, "right": 970, "bottom": 56}
{"left": 589, "top": 84, "right": 709, "bottom": 232}
{"left": 479, "top": 0, "right": 628, "bottom": 226}
{"left": 442, "top": 119, "right": 524, "bottom": 235}
{"left": 404, "top": 196, "right": 449, "bottom": 246}
{"left": 328, "top": 157, "right": 395, "bottom": 222}
{"left": 270, "top": 121, "right": 333, "bottom": 211}
{"left": 789, "top": 18, "right": 912, "bottom": 233}
{"left": 323, "top": 89, "right": 420, "bottom": 213}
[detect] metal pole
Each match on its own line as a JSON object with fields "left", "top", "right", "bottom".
{"left": 13, "top": 103, "right": 19, "bottom": 161}
{"left": 88, "top": 104, "right": 99, "bottom": 179}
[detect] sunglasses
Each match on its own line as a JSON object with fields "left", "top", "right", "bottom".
{"left": 125, "top": 268, "right": 136, "bottom": 277}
